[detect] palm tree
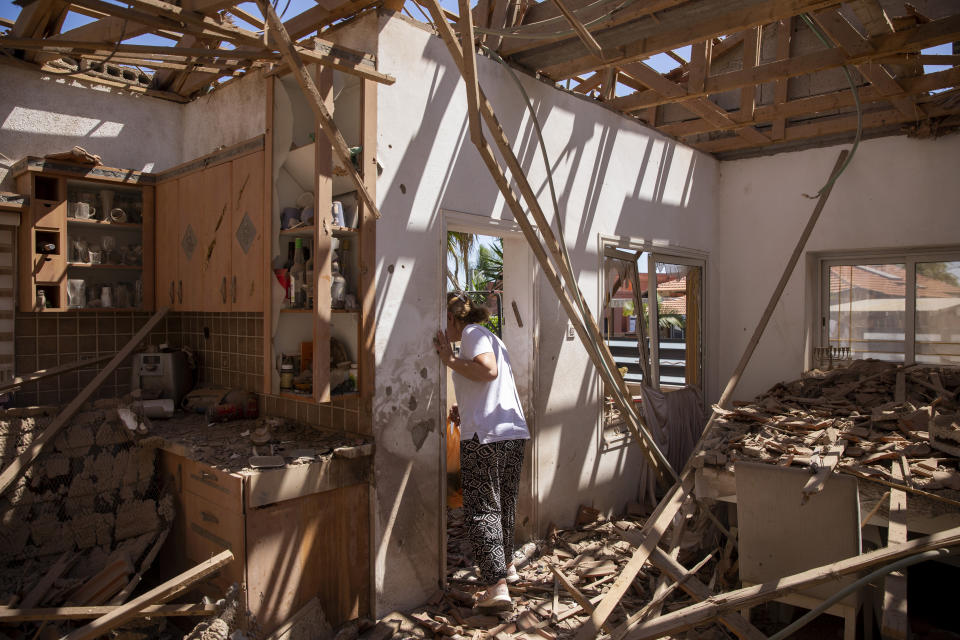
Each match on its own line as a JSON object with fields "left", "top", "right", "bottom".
{"left": 474, "top": 239, "right": 503, "bottom": 291}
{"left": 446, "top": 231, "right": 475, "bottom": 292}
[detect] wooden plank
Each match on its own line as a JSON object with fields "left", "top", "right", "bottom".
{"left": 647, "top": 548, "right": 767, "bottom": 640}
{"left": 549, "top": 565, "right": 612, "bottom": 632}
{"left": 314, "top": 66, "right": 333, "bottom": 404}
{"left": 738, "top": 26, "right": 761, "bottom": 123}
{"left": 0, "top": 354, "right": 111, "bottom": 394}
{"left": 849, "top": 0, "right": 894, "bottom": 36}
{"left": 0, "top": 308, "right": 168, "bottom": 497}
{"left": 607, "top": 13, "right": 960, "bottom": 112}
{"left": 61, "top": 549, "right": 233, "bottom": 640}
{"left": 530, "top": 0, "right": 837, "bottom": 80}
{"left": 687, "top": 40, "right": 712, "bottom": 94}
{"left": 111, "top": 529, "right": 170, "bottom": 605}
{"left": 258, "top": 0, "right": 383, "bottom": 221}
{"left": 550, "top": 0, "right": 604, "bottom": 59}
{"left": 357, "top": 76, "right": 377, "bottom": 433}
{"left": 459, "top": 0, "right": 484, "bottom": 146}
{"left": 621, "top": 526, "right": 960, "bottom": 640}
{"left": 0, "top": 603, "right": 216, "bottom": 622}
{"left": 881, "top": 459, "right": 909, "bottom": 640}
{"left": 659, "top": 65, "right": 960, "bottom": 138}
{"left": 21, "top": 552, "right": 75, "bottom": 609}
{"left": 572, "top": 476, "right": 692, "bottom": 640}
{"left": 801, "top": 443, "right": 845, "bottom": 500}
{"left": 772, "top": 17, "right": 792, "bottom": 139}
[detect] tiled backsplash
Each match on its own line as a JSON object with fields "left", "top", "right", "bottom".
{"left": 13, "top": 311, "right": 365, "bottom": 435}
{"left": 14, "top": 311, "right": 177, "bottom": 405}
{"left": 13, "top": 311, "right": 263, "bottom": 406}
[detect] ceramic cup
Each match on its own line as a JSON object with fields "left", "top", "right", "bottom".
{"left": 71, "top": 202, "right": 96, "bottom": 219}
{"left": 281, "top": 206, "right": 301, "bottom": 230}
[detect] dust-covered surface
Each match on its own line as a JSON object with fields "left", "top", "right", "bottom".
{"left": 141, "top": 413, "right": 371, "bottom": 474}
{"left": 692, "top": 360, "right": 960, "bottom": 508}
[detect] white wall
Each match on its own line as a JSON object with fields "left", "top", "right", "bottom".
{"left": 0, "top": 66, "right": 183, "bottom": 190}
{"left": 713, "top": 134, "right": 960, "bottom": 401}
{"left": 372, "top": 14, "right": 719, "bottom": 616}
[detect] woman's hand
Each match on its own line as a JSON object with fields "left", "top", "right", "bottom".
{"left": 434, "top": 330, "right": 455, "bottom": 367}
{"left": 448, "top": 404, "right": 460, "bottom": 426}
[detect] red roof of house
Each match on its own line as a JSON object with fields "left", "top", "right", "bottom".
{"left": 829, "top": 264, "right": 960, "bottom": 299}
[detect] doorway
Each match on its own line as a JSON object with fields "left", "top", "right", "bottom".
{"left": 439, "top": 211, "right": 536, "bottom": 587}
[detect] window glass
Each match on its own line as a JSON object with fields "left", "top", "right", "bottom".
{"left": 603, "top": 250, "right": 650, "bottom": 385}
{"left": 655, "top": 262, "right": 702, "bottom": 387}
{"left": 827, "top": 263, "right": 906, "bottom": 361}
{"left": 915, "top": 260, "right": 960, "bottom": 365}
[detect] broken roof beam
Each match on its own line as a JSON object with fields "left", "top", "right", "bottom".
{"left": 607, "top": 13, "right": 960, "bottom": 112}
{"left": 550, "top": 0, "right": 605, "bottom": 60}
{"left": 849, "top": 0, "right": 894, "bottom": 36}
{"left": 738, "top": 25, "right": 761, "bottom": 123}
{"left": 657, "top": 65, "right": 960, "bottom": 138}
{"left": 686, "top": 40, "right": 712, "bottom": 94}
{"left": 771, "top": 17, "right": 792, "bottom": 139}
{"left": 258, "top": 0, "right": 383, "bottom": 219}
{"left": 689, "top": 103, "right": 958, "bottom": 153}
{"left": 810, "top": 9, "right": 920, "bottom": 119}
{"left": 526, "top": 0, "right": 842, "bottom": 80}
{"left": 498, "top": 0, "right": 689, "bottom": 57}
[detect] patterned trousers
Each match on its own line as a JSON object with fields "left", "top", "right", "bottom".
{"left": 460, "top": 435, "right": 526, "bottom": 585}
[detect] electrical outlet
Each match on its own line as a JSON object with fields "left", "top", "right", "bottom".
{"left": 566, "top": 321, "right": 575, "bottom": 340}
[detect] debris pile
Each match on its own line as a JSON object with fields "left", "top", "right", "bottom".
{"left": 392, "top": 504, "right": 727, "bottom": 640}
{"left": 693, "top": 360, "right": 960, "bottom": 502}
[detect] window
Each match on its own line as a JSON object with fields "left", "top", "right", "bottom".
{"left": 819, "top": 250, "right": 960, "bottom": 365}
{"left": 600, "top": 241, "right": 705, "bottom": 442}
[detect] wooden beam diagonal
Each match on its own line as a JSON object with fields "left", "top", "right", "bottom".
{"left": 550, "top": 0, "right": 605, "bottom": 59}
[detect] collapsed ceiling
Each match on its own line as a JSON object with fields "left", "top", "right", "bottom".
{"left": 2, "top": 0, "right": 959, "bottom": 158}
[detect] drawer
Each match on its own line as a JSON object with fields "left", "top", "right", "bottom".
{"left": 33, "top": 200, "right": 64, "bottom": 229}
{"left": 182, "top": 457, "right": 244, "bottom": 512}
{"left": 182, "top": 491, "right": 245, "bottom": 592}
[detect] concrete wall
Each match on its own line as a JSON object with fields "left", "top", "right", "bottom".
{"left": 0, "top": 66, "right": 182, "bottom": 190}
{"left": 713, "top": 133, "right": 960, "bottom": 401}
{"left": 181, "top": 71, "right": 267, "bottom": 161}
{"left": 372, "top": 14, "right": 719, "bottom": 616}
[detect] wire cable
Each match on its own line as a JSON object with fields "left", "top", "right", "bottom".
{"left": 471, "top": 0, "right": 637, "bottom": 40}
{"left": 798, "top": 13, "right": 862, "bottom": 198}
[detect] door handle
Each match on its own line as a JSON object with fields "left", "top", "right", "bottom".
{"left": 169, "top": 281, "right": 175, "bottom": 305}
{"left": 178, "top": 280, "right": 183, "bottom": 304}
{"left": 231, "top": 275, "right": 237, "bottom": 304}
{"left": 220, "top": 276, "right": 226, "bottom": 304}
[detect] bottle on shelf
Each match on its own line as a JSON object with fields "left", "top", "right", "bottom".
{"left": 304, "top": 247, "right": 314, "bottom": 310}
{"left": 331, "top": 254, "right": 346, "bottom": 309}
{"left": 289, "top": 237, "right": 307, "bottom": 309}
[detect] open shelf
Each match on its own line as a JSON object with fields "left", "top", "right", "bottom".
{"left": 279, "top": 225, "right": 315, "bottom": 237}
{"left": 67, "top": 219, "right": 142, "bottom": 229}
{"left": 67, "top": 263, "right": 142, "bottom": 270}
{"left": 332, "top": 225, "right": 358, "bottom": 236}
{"left": 280, "top": 308, "right": 315, "bottom": 313}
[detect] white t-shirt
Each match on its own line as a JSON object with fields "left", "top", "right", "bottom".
{"left": 452, "top": 324, "right": 530, "bottom": 444}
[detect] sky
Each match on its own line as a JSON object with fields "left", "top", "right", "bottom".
{"left": 0, "top": 0, "right": 952, "bottom": 81}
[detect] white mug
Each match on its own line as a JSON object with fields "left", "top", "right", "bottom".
{"left": 72, "top": 202, "right": 96, "bottom": 219}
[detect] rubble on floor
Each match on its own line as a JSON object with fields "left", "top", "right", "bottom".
{"left": 392, "top": 504, "right": 727, "bottom": 640}
{"left": 692, "top": 360, "right": 960, "bottom": 505}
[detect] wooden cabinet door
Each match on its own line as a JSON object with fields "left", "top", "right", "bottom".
{"left": 230, "top": 152, "right": 264, "bottom": 312}
{"left": 201, "top": 163, "right": 232, "bottom": 312}
{"left": 176, "top": 171, "right": 204, "bottom": 311}
{"left": 155, "top": 180, "right": 179, "bottom": 309}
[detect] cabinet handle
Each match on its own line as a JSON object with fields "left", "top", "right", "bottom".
{"left": 231, "top": 276, "right": 237, "bottom": 304}
{"left": 169, "top": 281, "right": 175, "bottom": 305}
{"left": 220, "top": 276, "right": 227, "bottom": 304}
{"left": 200, "top": 510, "right": 219, "bottom": 524}
{"left": 178, "top": 280, "right": 183, "bottom": 304}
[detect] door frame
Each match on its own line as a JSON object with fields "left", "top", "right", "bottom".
{"left": 437, "top": 208, "right": 538, "bottom": 586}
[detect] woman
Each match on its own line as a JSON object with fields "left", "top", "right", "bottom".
{"left": 434, "top": 293, "right": 529, "bottom": 610}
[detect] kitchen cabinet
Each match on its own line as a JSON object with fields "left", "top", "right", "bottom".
{"left": 155, "top": 142, "right": 265, "bottom": 313}
{"left": 158, "top": 447, "right": 371, "bottom": 635}
{"left": 12, "top": 158, "right": 155, "bottom": 312}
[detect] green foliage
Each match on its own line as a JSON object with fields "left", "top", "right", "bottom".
{"left": 622, "top": 296, "right": 686, "bottom": 331}
{"left": 917, "top": 261, "right": 960, "bottom": 287}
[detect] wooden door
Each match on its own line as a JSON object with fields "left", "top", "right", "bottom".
{"left": 202, "top": 162, "right": 232, "bottom": 311}
{"left": 230, "top": 152, "right": 264, "bottom": 312}
{"left": 155, "top": 180, "right": 179, "bottom": 309}
{"left": 176, "top": 171, "right": 204, "bottom": 311}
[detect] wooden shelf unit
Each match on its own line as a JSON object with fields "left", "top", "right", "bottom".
{"left": 11, "top": 158, "right": 155, "bottom": 312}
{"left": 269, "top": 68, "right": 374, "bottom": 410}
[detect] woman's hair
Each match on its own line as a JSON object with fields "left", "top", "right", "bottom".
{"left": 446, "top": 292, "right": 490, "bottom": 325}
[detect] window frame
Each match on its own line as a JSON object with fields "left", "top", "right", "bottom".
{"left": 597, "top": 234, "right": 708, "bottom": 446}
{"left": 816, "top": 246, "right": 960, "bottom": 365}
